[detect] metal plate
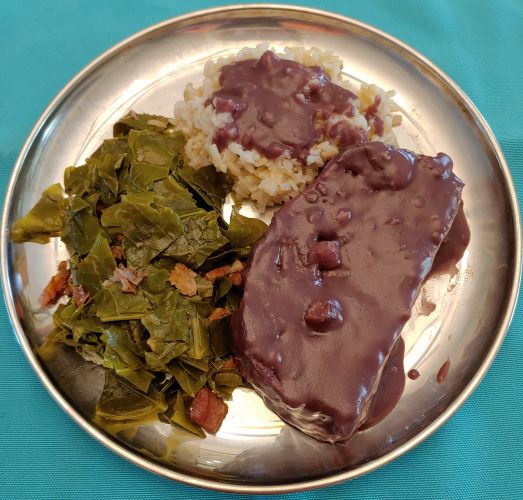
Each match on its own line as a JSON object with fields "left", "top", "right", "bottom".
{"left": 1, "top": 5, "right": 520, "bottom": 494}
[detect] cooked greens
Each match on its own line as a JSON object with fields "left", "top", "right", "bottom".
{"left": 178, "top": 164, "right": 232, "bottom": 213}
{"left": 163, "top": 209, "right": 229, "bottom": 268}
{"left": 11, "top": 183, "right": 65, "bottom": 244}
{"left": 224, "top": 206, "right": 269, "bottom": 251}
{"left": 12, "top": 112, "right": 268, "bottom": 436}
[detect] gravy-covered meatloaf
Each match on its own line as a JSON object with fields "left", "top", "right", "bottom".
{"left": 231, "top": 142, "right": 464, "bottom": 443}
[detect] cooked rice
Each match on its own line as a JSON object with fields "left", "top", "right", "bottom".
{"left": 172, "top": 44, "right": 401, "bottom": 210}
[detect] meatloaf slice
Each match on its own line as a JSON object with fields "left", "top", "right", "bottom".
{"left": 231, "top": 142, "right": 464, "bottom": 443}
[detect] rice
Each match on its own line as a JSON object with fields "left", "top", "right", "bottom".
{"left": 172, "top": 44, "right": 401, "bottom": 210}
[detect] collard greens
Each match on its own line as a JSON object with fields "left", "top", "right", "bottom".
{"left": 11, "top": 184, "right": 65, "bottom": 244}
{"left": 11, "top": 112, "right": 268, "bottom": 436}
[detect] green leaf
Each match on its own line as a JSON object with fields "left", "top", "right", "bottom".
{"left": 61, "top": 196, "right": 109, "bottom": 256}
{"left": 99, "top": 201, "right": 125, "bottom": 232}
{"left": 142, "top": 291, "right": 211, "bottom": 373}
{"left": 102, "top": 325, "right": 154, "bottom": 392}
{"left": 128, "top": 129, "right": 174, "bottom": 168}
{"left": 195, "top": 275, "right": 213, "bottom": 299}
{"left": 77, "top": 234, "right": 116, "bottom": 295}
{"left": 128, "top": 164, "right": 170, "bottom": 192}
{"left": 65, "top": 138, "right": 128, "bottom": 202}
{"left": 225, "top": 288, "right": 242, "bottom": 312}
{"left": 91, "top": 137, "right": 130, "bottom": 161}
{"left": 223, "top": 206, "right": 268, "bottom": 249}
{"left": 141, "top": 291, "right": 188, "bottom": 345}
{"left": 119, "top": 194, "right": 183, "bottom": 269}
{"left": 149, "top": 257, "right": 179, "bottom": 271}
{"left": 169, "top": 363, "right": 207, "bottom": 396}
{"left": 163, "top": 209, "right": 228, "bottom": 268}
{"left": 102, "top": 325, "right": 143, "bottom": 369}
{"left": 64, "top": 164, "right": 94, "bottom": 198}
{"left": 85, "top": 153, "right": 120, "bottom": 206}
{"left": 117, "top": 128, "right": 186, "bottom": 192}
{"left": 144, "top": 343, "right": 187, "bottom": 371}
{"left": 71, "top": 317, "right": 106, "bottom": 343}
{"left": 152, "top": 176, "right": 198, "bottom": 215}
{"left": 144, "top": 351, "right": 166, "bottom": 372}
{"left": 140, "top": 267, "right": 170, "bottom": 295}
{"left": 11, "top": 183, "right": 65, "bottom": 244}
{"left": 209, "top": 317, "right": 231, "bottom": 358}
{"left": 126, "top": 130, "right": 172, "bottom": 190}
{"left": 190, "top": 299, "right": 214, "bottom": 319}
{"left": 129, "top": 320, "right": 148, "bottom": 355}
{"left": 213, "top": 277, "right": 232, "bottom": 304}
{"left": 198, "top": 249, "right": 240, "bottom": 273}
{"left": 52, "top": 301, "right": 87, "bottom": 331}
{"left": 103, "top": 360, "right": 154, "bottom": 393}
{"left": 180, "top": 356, "right": 209, "bottom": 372}
{"left": 178, "top": 164, "right": 231, "bottom": 212}
{"left": 82, "top": 191, "right": 102, "bottom": 213}
{"left": 94, "top": 283, "right": 149, "bottom": 322}
{"left": 95, "top": 370, "right": 166, "bottom": 421}
{"left": 114, "top": 113, "right": 171, "bottom": 137}
{"left": 184, "top": 316, "right": 212, "bottom": 360}
{"left": 212, "top": 372, "right": 243, "bottom": 399}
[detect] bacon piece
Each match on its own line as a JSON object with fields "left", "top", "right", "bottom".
{"left": 38, "top": 261, "right": 70, "bottom": 307}
{"left": 204, "top": 264, "right": 231, "bottom": 282}
{"left": 168, "top": 263, "right": 198, "bottom": 297}
{"left": 228, "top": 272, "right": 242, "bottom": 286}
{"left": 189, "top": 387, "right": 228, "bottom": 434}
{"left": 204, "top": 259, "right": 244, "bottom": 284}
{"left": 208, "top": 307, "right": 232, "bottom": 322}
{"left": 111, "top": 245, "right": 124, "bottom": 261}
{"left": 103, "top": 264, "right": 147, "bottom": 293}
{"left": 221, "top": 358, "right": 237, "bottom": 370}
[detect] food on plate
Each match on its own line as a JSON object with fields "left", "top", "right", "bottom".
{"left": 172, "top": 46, "right": 401, "bottom": 209}
{"left": 431, "top": 203, "right": 470, "bottom": 276}
{"left": 189, "top": 386, "right": 229, "bottom": 434}
{"left": 231, "top": 142, "right": 465, "bottom": 443}
{"left": 38, "top": 260, "right": 71, "bottom": 306}
{"left": 11, "top": 45, "right": 470, "bottom": 442}
{"left": 11, "top": 112, "right": 267, "bottom": 436}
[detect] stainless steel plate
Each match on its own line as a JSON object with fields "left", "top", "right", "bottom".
{"left": 1, "top": 5, "right": 520, "bottom": 494}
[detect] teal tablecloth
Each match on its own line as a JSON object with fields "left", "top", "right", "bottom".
{"left": 1, "top": 1, "right": 522, "bottom": 498}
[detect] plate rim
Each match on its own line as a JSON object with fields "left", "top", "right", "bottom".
{"left": 1, "top": 3, "right": 521, "bottom": 494}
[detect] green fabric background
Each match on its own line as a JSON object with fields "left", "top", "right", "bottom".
{"left": 1, "top": 1, "right": 522, "bottom": 499}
